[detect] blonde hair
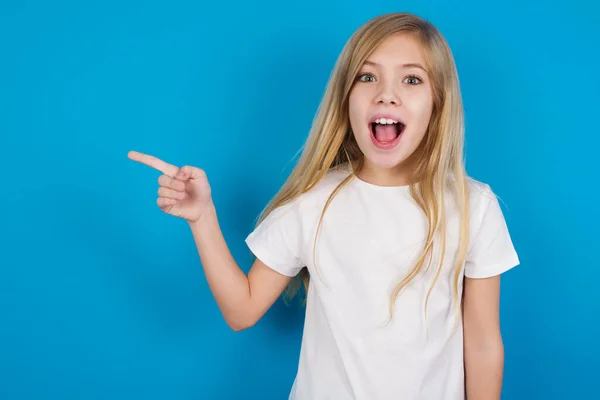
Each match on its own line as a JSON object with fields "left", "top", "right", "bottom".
{"left": 254, "top": 12, "right": 469, "bottom": 328}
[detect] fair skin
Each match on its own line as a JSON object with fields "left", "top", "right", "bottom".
{"left": 463, "top": 275, "right": 505, "bottom": 400}
{"left": 127, "top": 151, "right": 291, "bottom": 331}
{"left": 348, "top": 32, "right": 505, "bottom": 398}
{"left": 348, "top": 32, "right": 433, "bottom": 187}
{"left": 128, "top": 32, "right": 504, "bottom": 398}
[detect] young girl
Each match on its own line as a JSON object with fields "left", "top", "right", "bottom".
{"left": 128, "top": 12, "right": 519, "bottom": 400}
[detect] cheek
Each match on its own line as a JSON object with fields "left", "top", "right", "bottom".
{"left": 408, "top": 94, "right": 434, "bottom": 126}
{"left": 348, "top": 96, "right": 366, "bottom": 130}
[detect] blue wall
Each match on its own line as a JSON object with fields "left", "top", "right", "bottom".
{"left": 1, "top": 1, "right": 598, "bottom": 399}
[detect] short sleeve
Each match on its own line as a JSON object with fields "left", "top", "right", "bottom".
{"left": 464, "top": 186, "right": 520, "bottom": 279}
{"left": 245, "top": 200, "right": 305, "bottom": 277}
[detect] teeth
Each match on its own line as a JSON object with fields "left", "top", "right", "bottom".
{"left": 374, "top": 118, "right": 398, "bottom": 124}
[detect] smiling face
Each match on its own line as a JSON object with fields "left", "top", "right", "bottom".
{"left": 348, "top": 32, "right": 434, "bottom": 186}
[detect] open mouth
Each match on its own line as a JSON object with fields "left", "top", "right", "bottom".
{"left": 369, "top": 118, "right": 406, "bottom": 145}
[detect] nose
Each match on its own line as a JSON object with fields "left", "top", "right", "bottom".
{"left": 375, "top": 82, "right": 401, "bottom": 106}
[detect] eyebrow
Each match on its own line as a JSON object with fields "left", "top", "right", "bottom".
{"left": 363, "top": 60, "right": 428, "bottom": 74}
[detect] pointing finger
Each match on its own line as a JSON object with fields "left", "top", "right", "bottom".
{"left": 128, "top": 151, "right": 179, "bottom": 178}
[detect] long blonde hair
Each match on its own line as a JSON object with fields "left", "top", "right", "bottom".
{"left": 254, "top": 12, "right": 469, "bottom": 326}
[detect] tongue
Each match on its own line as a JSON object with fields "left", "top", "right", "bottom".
{"left": 374, "top": 124, "right": 397, "bottom": 142}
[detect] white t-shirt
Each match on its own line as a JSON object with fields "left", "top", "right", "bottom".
{"left": 245, "top": 165, "right": 519, "bottom": 400}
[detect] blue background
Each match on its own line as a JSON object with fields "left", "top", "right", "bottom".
{"left": 1, "top": 0, "right": 598, "bottom": 399}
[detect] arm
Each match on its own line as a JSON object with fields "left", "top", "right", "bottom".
{"left": 463, "top": 275, "right": 505, "bottom": 400}
{"left": 189, "top": 201, "right": 292, "bottom": 331}
{"left": 127, "top": 151, "right": 291, "bottom": 332}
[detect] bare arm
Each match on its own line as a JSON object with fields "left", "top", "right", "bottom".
{"left": 190, "top": 201, "right": 292, "bottom": 331}
{"left": 127, "top": 150, "right": 291, "bottom": 332}
{"left": 463, "top": 275, "right": 505, "bottom": 399}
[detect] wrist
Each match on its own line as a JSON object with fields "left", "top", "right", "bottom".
{"left": 188, "top": 200, "right": 216, "bottom": 227}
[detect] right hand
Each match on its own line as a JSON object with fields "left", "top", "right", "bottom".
{"left": 128, "top": 150, "right": 213, "bottom": 223}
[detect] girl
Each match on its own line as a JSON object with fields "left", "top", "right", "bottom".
{"left": 128, "top": 12, "right": 519, "bottom": 400}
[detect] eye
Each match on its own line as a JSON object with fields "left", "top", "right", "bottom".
{"left": 403, "top": 75, "right": 423, "bottom": 85}
{"left": 356, "top": 73, "right": 376, "bottom": 82}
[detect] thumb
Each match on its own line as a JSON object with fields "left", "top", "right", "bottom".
{"left": 175, "top": 165, "right": 203, "bottom": 181}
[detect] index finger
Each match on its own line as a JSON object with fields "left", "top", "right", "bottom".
{"left": 128, "top": 150, "right": 179, "bottom": 177}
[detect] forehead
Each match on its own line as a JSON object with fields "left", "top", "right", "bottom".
{"left": 365, "top": 33, "right": 426, "bottom": 65}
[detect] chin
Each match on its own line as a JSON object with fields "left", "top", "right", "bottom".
{"left": 363, "top": 152, "right": 410, "bottom": 170}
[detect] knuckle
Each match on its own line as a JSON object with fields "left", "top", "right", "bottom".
{"left": 159, "top": 175, "right": 175, "bottom": 189}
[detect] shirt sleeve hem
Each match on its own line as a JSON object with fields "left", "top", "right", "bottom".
{"left": 245, "top": 236, "right": 302, "bottom": 278}
{"left": 464, "top": 256, "right": 520, "bottom": 279}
